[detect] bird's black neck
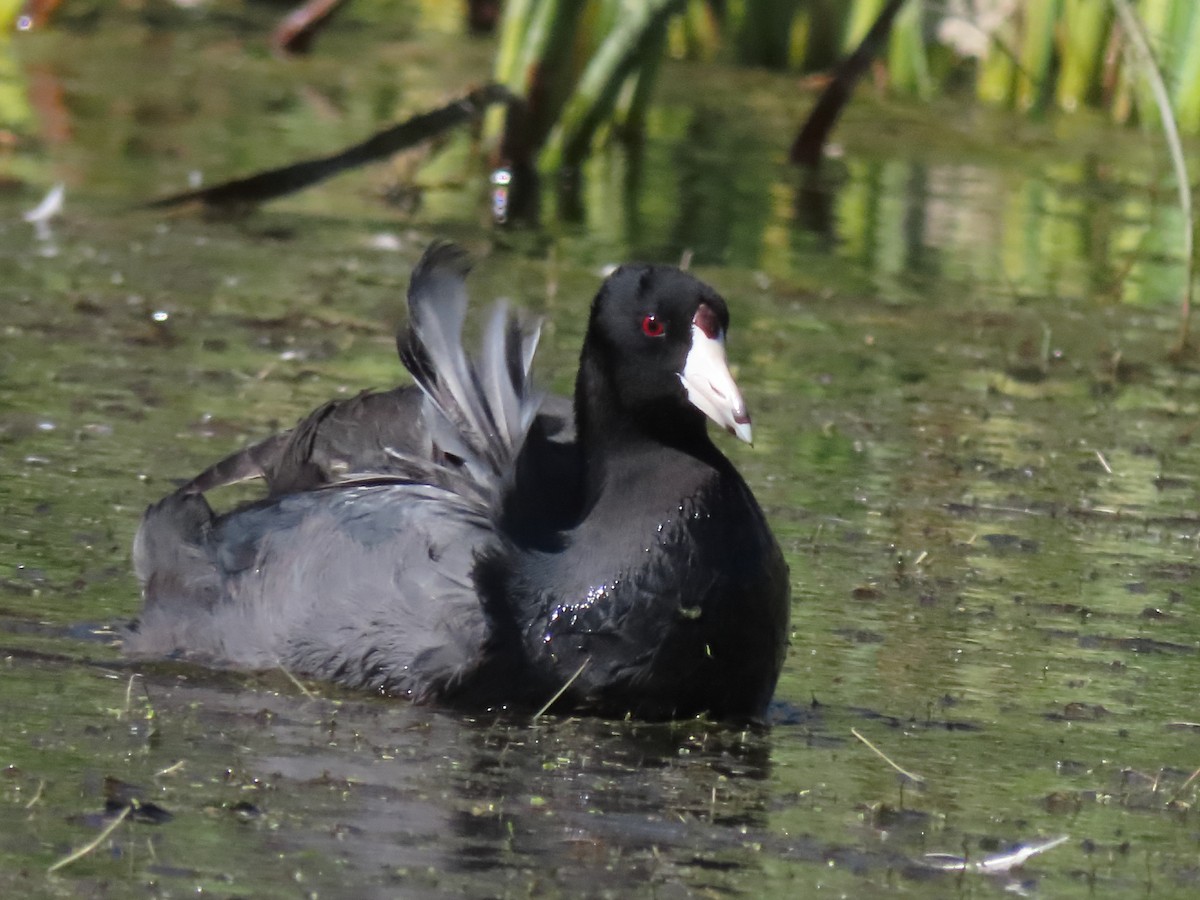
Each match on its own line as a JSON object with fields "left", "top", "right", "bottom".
{"left": 573, "top": 346, "right": 724, "bottom": 512}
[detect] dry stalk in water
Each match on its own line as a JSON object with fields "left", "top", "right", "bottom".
{"left": 851, "top": 727, "right": 926, "bottom": 784}
{"left": 48, "top": 805, "right": 132, "bottom": 874}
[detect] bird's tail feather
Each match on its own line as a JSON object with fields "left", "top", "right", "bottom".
{"left": 396, "top": 242, "right": 542, "bottom": 500}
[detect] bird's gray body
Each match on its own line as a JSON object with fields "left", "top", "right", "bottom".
{"left": 128, "top": 244, "right": 788, "bottom": 720}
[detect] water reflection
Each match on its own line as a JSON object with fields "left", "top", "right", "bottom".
{"left": 132, "top": 671, "right": 1022, "bottom": 894}
{"left": 6, "top": 13, "right": 1187, "bottom": 312}
{"left": 136, "top": 671, "right": 780, "bottom": 894}
{"left": 793, "top": 168, "right": 839, "bottom": 250}
{"left": 563, "top": 101, "right": 1185, "bottom": 316}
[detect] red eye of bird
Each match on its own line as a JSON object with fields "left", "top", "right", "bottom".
{"left": 641, "top": 315, "right": 666, "bottom": 338}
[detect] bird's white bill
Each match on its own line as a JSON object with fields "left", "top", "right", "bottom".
{"left": 680, "top": 323, "right": 753, "bottom": 443}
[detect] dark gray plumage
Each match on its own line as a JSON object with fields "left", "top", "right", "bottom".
{"left": 128, "top": 243, "right": 789, "bottom": 720}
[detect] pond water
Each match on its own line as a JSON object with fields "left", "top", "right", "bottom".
{"left": 2, "top": 6, "right": 1199, "bottom": 898}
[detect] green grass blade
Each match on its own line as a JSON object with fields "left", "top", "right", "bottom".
{"left": 887, "top": 0, "right": 931, "bottom": 99}
{"left": 1015, "top": 0, "right": 1062, "bottom": 112}
{"left": 843, "top": 0, "right": 886, "bottom": 53}
{"left": 543, "top": 0, "right": 686, "bottom": 171}
{"left": 1111, "top": 0, "right": 1194, "bottom": 349}
{"left": 1168, "top": 1, "right": 1200, "bottom": 130}
{"left": 1056, "top": 0, "right": 1113, "bottom": 112}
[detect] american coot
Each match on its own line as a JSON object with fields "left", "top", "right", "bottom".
{"left": 128, "top": 243, "right": 789, "bottom": 721}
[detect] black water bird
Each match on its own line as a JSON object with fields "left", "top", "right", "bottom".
{"left": 128, "top": 243, "right": 789, "bottom": 720}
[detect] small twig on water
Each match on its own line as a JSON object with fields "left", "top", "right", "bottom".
{"left": 47, "top": 805, "right": 132, "bottom": 874}
{"left": 155, "top": 760, "right": 186, "bottom": 778}
{"left": 851, "top": 727, "right": 925, "bottom": 784}
{"left": 1095, "top": 450, "right": 1113, "bottom": 474}
{"left": 922, "top": 834, "right": 1069, "bottom": 873}
{"left": 1165, "top": 766, "right": 1200, "bottom": 807}
{"left": 122, "top": 674, "right": 138, "bottom": 717}
{"left": 533, "top": 659, "right": 589, "bottom": 722}
{"left": 24, "top": 779, "right": 45, "bottom": 810}
{"left": 277, "top": 664, "right": 318, "bottom": 700}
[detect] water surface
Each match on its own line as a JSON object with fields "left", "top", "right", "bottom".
{"left": 2, "top": 7, "right": 1199, "bottom": 898}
